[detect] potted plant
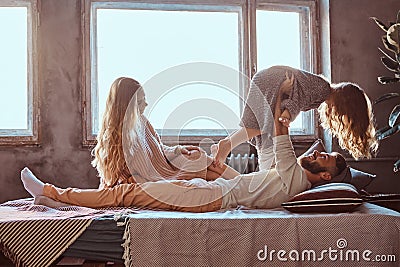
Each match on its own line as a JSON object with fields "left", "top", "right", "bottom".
{"left": 371, "top": 10, "right": 400, "bottom": 172}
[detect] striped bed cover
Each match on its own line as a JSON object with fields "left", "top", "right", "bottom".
{"left": 127, "top": 203, "right": 400, "bottom": 267}
{"left": 0, "top": 199, "right": 129, "bottom": 267}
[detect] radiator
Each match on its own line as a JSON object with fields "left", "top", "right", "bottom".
{"left": 225, "top": 153, "right": 258, "bottom": 174}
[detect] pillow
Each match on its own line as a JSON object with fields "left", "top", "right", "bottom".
{"left": 301, "top": 139, "right": 376, "bottom": 190}
{"left": 331, "top": 166, "right": 376, "bottom": 190}
{"left": 281, "top": 183, "right": 363, "bottom": 213}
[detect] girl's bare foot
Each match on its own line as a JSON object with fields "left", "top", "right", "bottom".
{"left": 213, "top": 139, "right": 232, "bottom": 167}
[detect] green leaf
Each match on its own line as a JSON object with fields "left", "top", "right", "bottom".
{"left": 387, "top": 23, "right": 400, "bottom": 51}
{"left": 389, "top": 104, "right": 400, "bottom": 127}
{"left": 381, "top": 57, "right": 400, "bottom": 72}
{"left": 378, "top": 76, "right": 400, "bottom": 84}
{"left": 397, "top": 10, "right": 400, "bottom": 24}
{"left": 371, "top": 17, "right": 389, "bottom": 31}
{"left": 376, "top": 123, "right": 400, "bottom": 140}
{"left": 394, "top": 159, "right": 400, "bottom": 173}
{"left": 378, "top": 47, "right": 397, "bottom": 62}
{"left": 374, "top": 93, "right": 400, "bottom": 105}
{"left": 376, "top": 125, "right": 391, "bottom": 136}
{"left": 382, "top": 36, "right": 399, "bottom": 54}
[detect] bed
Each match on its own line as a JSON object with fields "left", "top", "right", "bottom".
{"left": 2, "top": 138, "right": 399, "bottom": 266}
{"left": 0, "top": 198, "right": 399, "bottom": 267}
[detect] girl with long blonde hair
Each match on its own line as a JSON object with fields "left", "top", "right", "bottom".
{"left": 92, "top": 77, "right": 239, "bottom": 189}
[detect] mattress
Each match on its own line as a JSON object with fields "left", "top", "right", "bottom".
{"left": 63, "top": 203, "right": 400, "bottom": 267}
{"left": 63, "top": 215, "right": 125, "bottom": 262}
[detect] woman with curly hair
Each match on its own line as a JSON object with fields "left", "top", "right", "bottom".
{"left": 212, "top": 65, "right": 378, "bottom": 170}
{"left": 318, "top": 82, "right": 377, "bottom": 159}
{"left": 92, "top": 77, "right": 239, "bottom": 189}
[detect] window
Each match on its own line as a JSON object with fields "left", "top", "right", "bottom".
{"left": 0, "top": 0, "right": 38, "bottom": 145}
{"left": 83, "top": 0, "right": 319, "bottom": 145}
{"left": 255, "top": 2, "right": 317, "bottom": 136}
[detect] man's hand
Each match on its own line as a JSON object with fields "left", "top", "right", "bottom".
{"left": 279, "top": 109, "right": 291, "bottom": 128}
{"left": 274, "top": 72, "right": 293, "bottom": 136}
{"left": 279, "top": 72, "right": 294, "bottom": 95}
{"left": 274, "top": 115, "right": 289, "bottom": 136}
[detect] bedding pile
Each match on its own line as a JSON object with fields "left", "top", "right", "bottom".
{"left": 0, "top": 198, "right": 128, "bottom": 267}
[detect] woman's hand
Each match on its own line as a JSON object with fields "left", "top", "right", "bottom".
{"left": 179, "top": 145, "right": 201, "bottom": 155}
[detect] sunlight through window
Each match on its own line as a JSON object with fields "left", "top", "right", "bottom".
{"left": 85, "top": 1, "right": 317, "bottom": 141}
{"left": 0, "top": 7, "right": 28, "bottom": 130}
{"left": 96, "top": 8, "right": 240, "bottom": 134}
{"left": 257, "top": 9, "right": 312, "bottom": 133}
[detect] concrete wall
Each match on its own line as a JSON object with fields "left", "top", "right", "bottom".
{"left": 0, "top": 0, "right": 399, "bottom": 203}
{"left": 0, "top": 0, "right": 99, "bottom": 203}
{"left": 328, "top": 0, "right": 400, "bottom": 193}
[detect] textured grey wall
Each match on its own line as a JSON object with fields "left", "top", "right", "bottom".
{"left": 0, "top": 0, "right": 98, "bottom": 203}
{"left": 329, "top": 0, "right": 400, "bottom": 193}
{"left": 0, "top": 0, "right": 399, "bottom": 203}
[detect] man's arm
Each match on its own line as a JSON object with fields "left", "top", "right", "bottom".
{"left": 274, "top": 72, "right": 292, "bottom": 136}
{"left": 273, "top": 73, "right": 310, "bottom": 196}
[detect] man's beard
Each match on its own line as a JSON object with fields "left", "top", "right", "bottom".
{"left": 299, "top": 157, "right": 326, "bottom": 174}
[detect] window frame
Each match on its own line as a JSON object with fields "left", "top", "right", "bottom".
{"left": 82, "top": 0, "right": 320, "bottom": 146}
{"left": 0, "top": 0, "right": 39, "bottom": 146}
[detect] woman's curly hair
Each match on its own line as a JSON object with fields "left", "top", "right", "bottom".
{"left": 91, "top": 77, "right": 142, "bottom": 188}
{"left": 318, "top": 82, "right": 379, "bottom": 160}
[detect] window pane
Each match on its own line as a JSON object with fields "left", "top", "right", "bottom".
{"left": 150, "top": 84, "right": 240, "bottom": 132}
{"left": 256, "top": 9, "right": 310, "bottom": 133}
{"left": 96, "top": 8, "right": 240, "bottom": 133}
{"left": 0, "top": 7, "right": 28, "bottom": 130}
{"left": 256, "top": 10, "right": 300, "bottom": 69}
